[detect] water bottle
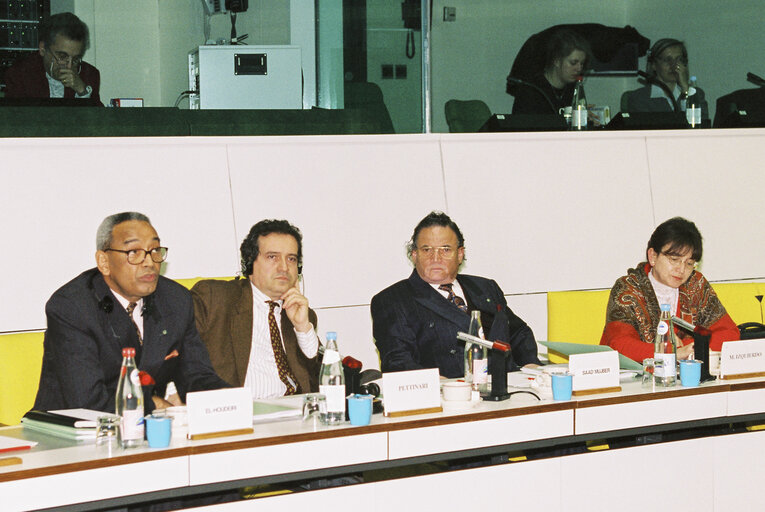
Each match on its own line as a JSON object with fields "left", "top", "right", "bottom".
{"left": 116, "top": 347, "right": 144, "bottom": 447}
{"left": 464, "top": 311, "right": 488, "bottom": 392}
{"left": 654, "top": 304, "right": 678, "bottom": 386}
{"left": 685, "top": 76, "right": 702, "bottom": 128}
{"left": 319, "top": 332, "right": 345, "bottom": 424}
{"left": 571, "top": 76, "right": 588, "bottom": 130}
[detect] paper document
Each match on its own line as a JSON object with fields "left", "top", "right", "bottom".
{"left": 539, "top": 341, "right": 643, "bottom": 371}
{"left": 252, "top": 400, "right": 302, "bottom": 423}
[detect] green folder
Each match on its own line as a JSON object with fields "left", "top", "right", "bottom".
{"left": 540, "top": 341, "right": 643, "bottom": 371}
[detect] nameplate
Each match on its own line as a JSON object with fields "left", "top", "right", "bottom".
{"left": 186, "top": 387, "right": 254, "bottom": 440}
{"left": 569, "top": 351, "right": 620, "bottom": 393}
{"left": 720, "top": 338, "right": 765, "bottom": 379}
{"left": 382, "top": 368, "right": 442, "bottom": 417}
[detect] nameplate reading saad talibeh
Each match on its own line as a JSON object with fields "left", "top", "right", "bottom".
{"left": 569, "top": 351, "right": 620, "bottom": 394}
{"left": 382, "top": 368, "right": 442, "bottom": 417}
{"left": 720, "top": 338, "right": 765, "bottom": 379}
{"left": 185, "top": 387, "right": 254, "bottom": 439}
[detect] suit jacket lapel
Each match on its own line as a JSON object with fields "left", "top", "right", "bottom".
{"left": 459, "top": 276, "right": 496, "bottom": 315}
{"left": 91, "top": 272, "right": 136, "bottom": 352}
{"left": 230, "top": 279, "right": 254, "bottom": 387}
{"left": 408, "top": 270, "right": 468, "bottom": 326}
{"left": 139, "top": 293, "right": 173, "bottom": 370}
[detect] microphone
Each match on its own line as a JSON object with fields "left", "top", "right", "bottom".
{"left": 506, "top": 76, "right": 558, "bottom": 114}
{"left": 746, "top": 72, "right": 765, "bottom": 88}
{"left": 637, "top": 70, "right": 680, "bottom": 112}
{"left": 672, "top": 316, "right": 710, "bottom": 336}
{"left": 457, "top": 331, "right": 511, "bottom": 352}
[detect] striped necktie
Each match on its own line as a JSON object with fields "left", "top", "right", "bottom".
{"left": 438, "top": 283, "right": 468, "bottom": 313}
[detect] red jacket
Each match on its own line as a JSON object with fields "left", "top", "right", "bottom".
{"left": 4, "top": 52, "right": 102, "bottom": 105}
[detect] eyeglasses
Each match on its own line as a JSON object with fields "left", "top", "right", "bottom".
{"left": 415, "top": 245, "right": 459, "bottom": 259}
{"left": 105, "top": 247, "right": 168, "bottom": 265}
{"left": 658, "top": 56, "right": 688, "bottom": 66}
{"left": 660, "top": 252, "right": 696, "bottom": 271}
{"left": 47, "top": 48, "right": 82, "bottom": 69}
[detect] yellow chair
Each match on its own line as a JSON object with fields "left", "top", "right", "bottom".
{"left": 0, "top": 331, "right": 44, "bottom": 426}
{"left": 546, "top": 290, "right": 611, "bottom": 363}
{"left": 710, "top": 282, "right": 765, "bottom": 325}
{"left": 174, "top": 276, "right": 233, "bottom": 290}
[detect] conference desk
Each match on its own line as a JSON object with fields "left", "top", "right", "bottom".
{"left": 2, "top": 377, "right": 765, "bottom": 511}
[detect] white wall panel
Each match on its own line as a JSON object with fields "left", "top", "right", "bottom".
{"left": 646, "top": 130, "right": 765, "bottom": 281}
{"left": 0, "top": 138, "right": 237, "bottom": 331}
{"left": 226, "top": 135, "right": 446, "bottom": 309}
{"left": 314, "top": 305, "right": 379, "bottom": 371}
{"left": 441, "top": 132, "right": 655, "bottom": 293}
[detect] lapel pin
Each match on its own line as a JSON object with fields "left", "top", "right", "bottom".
{"left": 162, "top": 330, "right": 167, "bottom": 335}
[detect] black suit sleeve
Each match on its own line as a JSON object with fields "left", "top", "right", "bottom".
{"left": 490, "top": 281, "right": 541, "bottom": 368}
{"left": 371, "top": 291, "right": 425, "bottom": 373}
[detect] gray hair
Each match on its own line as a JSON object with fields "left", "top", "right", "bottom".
{"left": 96, "top": 212, "right": 151, "bottom": 251}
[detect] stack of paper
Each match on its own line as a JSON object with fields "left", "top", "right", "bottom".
{"left": 21, "top": 409, "right": 105, "bottom": 441}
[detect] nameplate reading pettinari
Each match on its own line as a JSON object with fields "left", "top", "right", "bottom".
{"left": 569, "top": 351, "right": 620, "bottom": 395}
{"left": 186, "top": 387, "right": 254, "bottom": 440}
{"left": 720, "top": 338, "right": 765, "bottom": 380}
{"left": 382, "top": 368, "right": 442, "bottom": 417}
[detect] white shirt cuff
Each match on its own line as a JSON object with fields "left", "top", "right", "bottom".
{"left": 295, "top": 327, "right": 319, "bottom": 358}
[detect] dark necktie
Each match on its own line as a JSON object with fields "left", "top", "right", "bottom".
{"left": 439, "top": 283, "right": 468, "bottom": 313}
{"left": 126, "top": 302, "right": 143, "bottom": 346}
{"left": 267, "top": 301, "right": 297, "bottom": 395}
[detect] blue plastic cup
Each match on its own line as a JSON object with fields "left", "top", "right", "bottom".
{"left": 145, "top": 413, "right": 172, "bottom": 448}
{"left": 551, "top": 373, "right": 573, "bottom": 401}
{"left": 680, "top": 359, "right": 702, "bottom": 387}
{"left": 347, "top": 394, "right": 374, "bottom": 426}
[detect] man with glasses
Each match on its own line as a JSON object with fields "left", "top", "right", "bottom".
{"left": 4, "top": 12, "right": 101, "bottom": 104}
{"left": 371, "top": 211, "right": 540, "bottom": 377}
{"left": 601, "top": 217, "right": 739, "bottom": 362}
{"left": 32, "top": 212, "right": 228, "bottom": 415}
{"left": 190, "top": 219, "right": 321, "bottom": 398}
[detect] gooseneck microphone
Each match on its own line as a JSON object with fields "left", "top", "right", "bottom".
{"left": 636, "top": 70, "right": 680, "bottom": 112}
{"left": 506, "top": 76, "right": 558, "bottom": 114}
{"left": 746, "top": 72, "right": 765, "bottom": 88}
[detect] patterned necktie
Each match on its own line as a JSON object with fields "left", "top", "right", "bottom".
{"left": 267, "top": 301, "right": 297, "bottom": 395}
{"left": 126, "top": 302, "right": 143, "bottom": 346}
{"left": 439, "top": 283, "right": 468, "bottom": 313}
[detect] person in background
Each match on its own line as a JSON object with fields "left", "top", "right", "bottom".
{"left": 371, "top": 211, "right": 540, "bottom": 377}
{"left": 4, "top": 12, "right": 102, "bottom": 104}
{"left": 621, "top": 38, "right": 708, "bottom": 119}
{"left": 601, "top": 217, "right": 739, "bottom": 362}
{"left": 510, "top": 29, "right": 591, "bottom": 115}
{"left": 191, "top": 219, "right": 321, "bottom": 399}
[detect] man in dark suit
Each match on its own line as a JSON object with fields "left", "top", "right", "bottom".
{"left": 191, "top": 219, "right": 321, "bottom": 398}
{"left": 4, "top": 12, "right": 101, "bottom": 104}
{"left": 33, "top": 212, "right": 228, "bottom": 415}
{"left": 371, "top": 211, "right": 540, "bottom": 377}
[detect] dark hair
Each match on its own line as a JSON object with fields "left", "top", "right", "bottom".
{"left": 646, "top": 38, "right": 688, "bottom": 76}
{"left": 41, "top": 12, "right": 90, "bottom": 49}
{"left": 240, "top": 219, "right": 303, "bottom": 276}
{"left": 544, "top": 29, "right": 592, "bottom": 71}
{"left": 647, "top": 217, "right": 702, "bottom": 262}
{"left": 407, "top": 211, "right": 465, "bottom": 255}
{"left": 96, "top": 212, "right": 151, "bottom": 251}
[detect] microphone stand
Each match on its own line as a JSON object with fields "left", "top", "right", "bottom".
{"left": 746, "top": 72, "right": 765, "bottom": 88}
{"left": 636, "top": 70, "right": 680, "bottom": 112}
{"left": 507, "top": 76, "right": 559, "bottom": 114}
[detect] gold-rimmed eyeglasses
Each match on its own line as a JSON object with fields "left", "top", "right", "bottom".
{"left": 105, "top": 247, "right": 168, "bottom": 265}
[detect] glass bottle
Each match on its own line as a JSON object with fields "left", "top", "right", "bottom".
{"left": 654, "top": 304, "right": 678, "bottom": 386}
{"left": 319, "top": 332, "right": 345, "bottom": 424}
{"left": 464, "top": 311, "right": 488, "bottom": 392}
{"left": 685, "top": 76, "right": 702, "bottom": 128}
{"left": 115, "top": 347, "right": 144, "bottom": 448}
{"left": 571, "top": 76, "right": 588, "bottom": 130}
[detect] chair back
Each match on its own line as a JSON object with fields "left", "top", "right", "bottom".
{"left": 444, "top": 99, "right": 491, "bottom": 132}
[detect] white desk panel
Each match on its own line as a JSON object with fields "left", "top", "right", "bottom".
{"left": 726, "top": 387, "right": 765, "bottom": 416}
{"left": 225, "top": 135, "right": 446, "bottom": 309}
{"left": 373, "top": 457, "right": 561, "bottom": 510}
{"left": 188, "top": 432, "right": 387, "bottom": 485}
{"left": 561, "top": 438, "right": 713, "bottom": 512}
{"left": 440, "top": 132, "right": 655, "bottom": 294}
{"left": 0, "top": 457, "right": 188, "bottom": 512}
{"left": 646, "top": 129, "right": 765, "bottom": 282}
{"left": 0, "top": 137, "right": 237, "bottom": 332}
{"left": 714, "top": 430, "right": 765, "bottom": 511}
{"left": 388, "top": 409, "right": 572, "bottom": 460}
{"left": 575, "top": 391, "right": 727, "bottom": 435}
